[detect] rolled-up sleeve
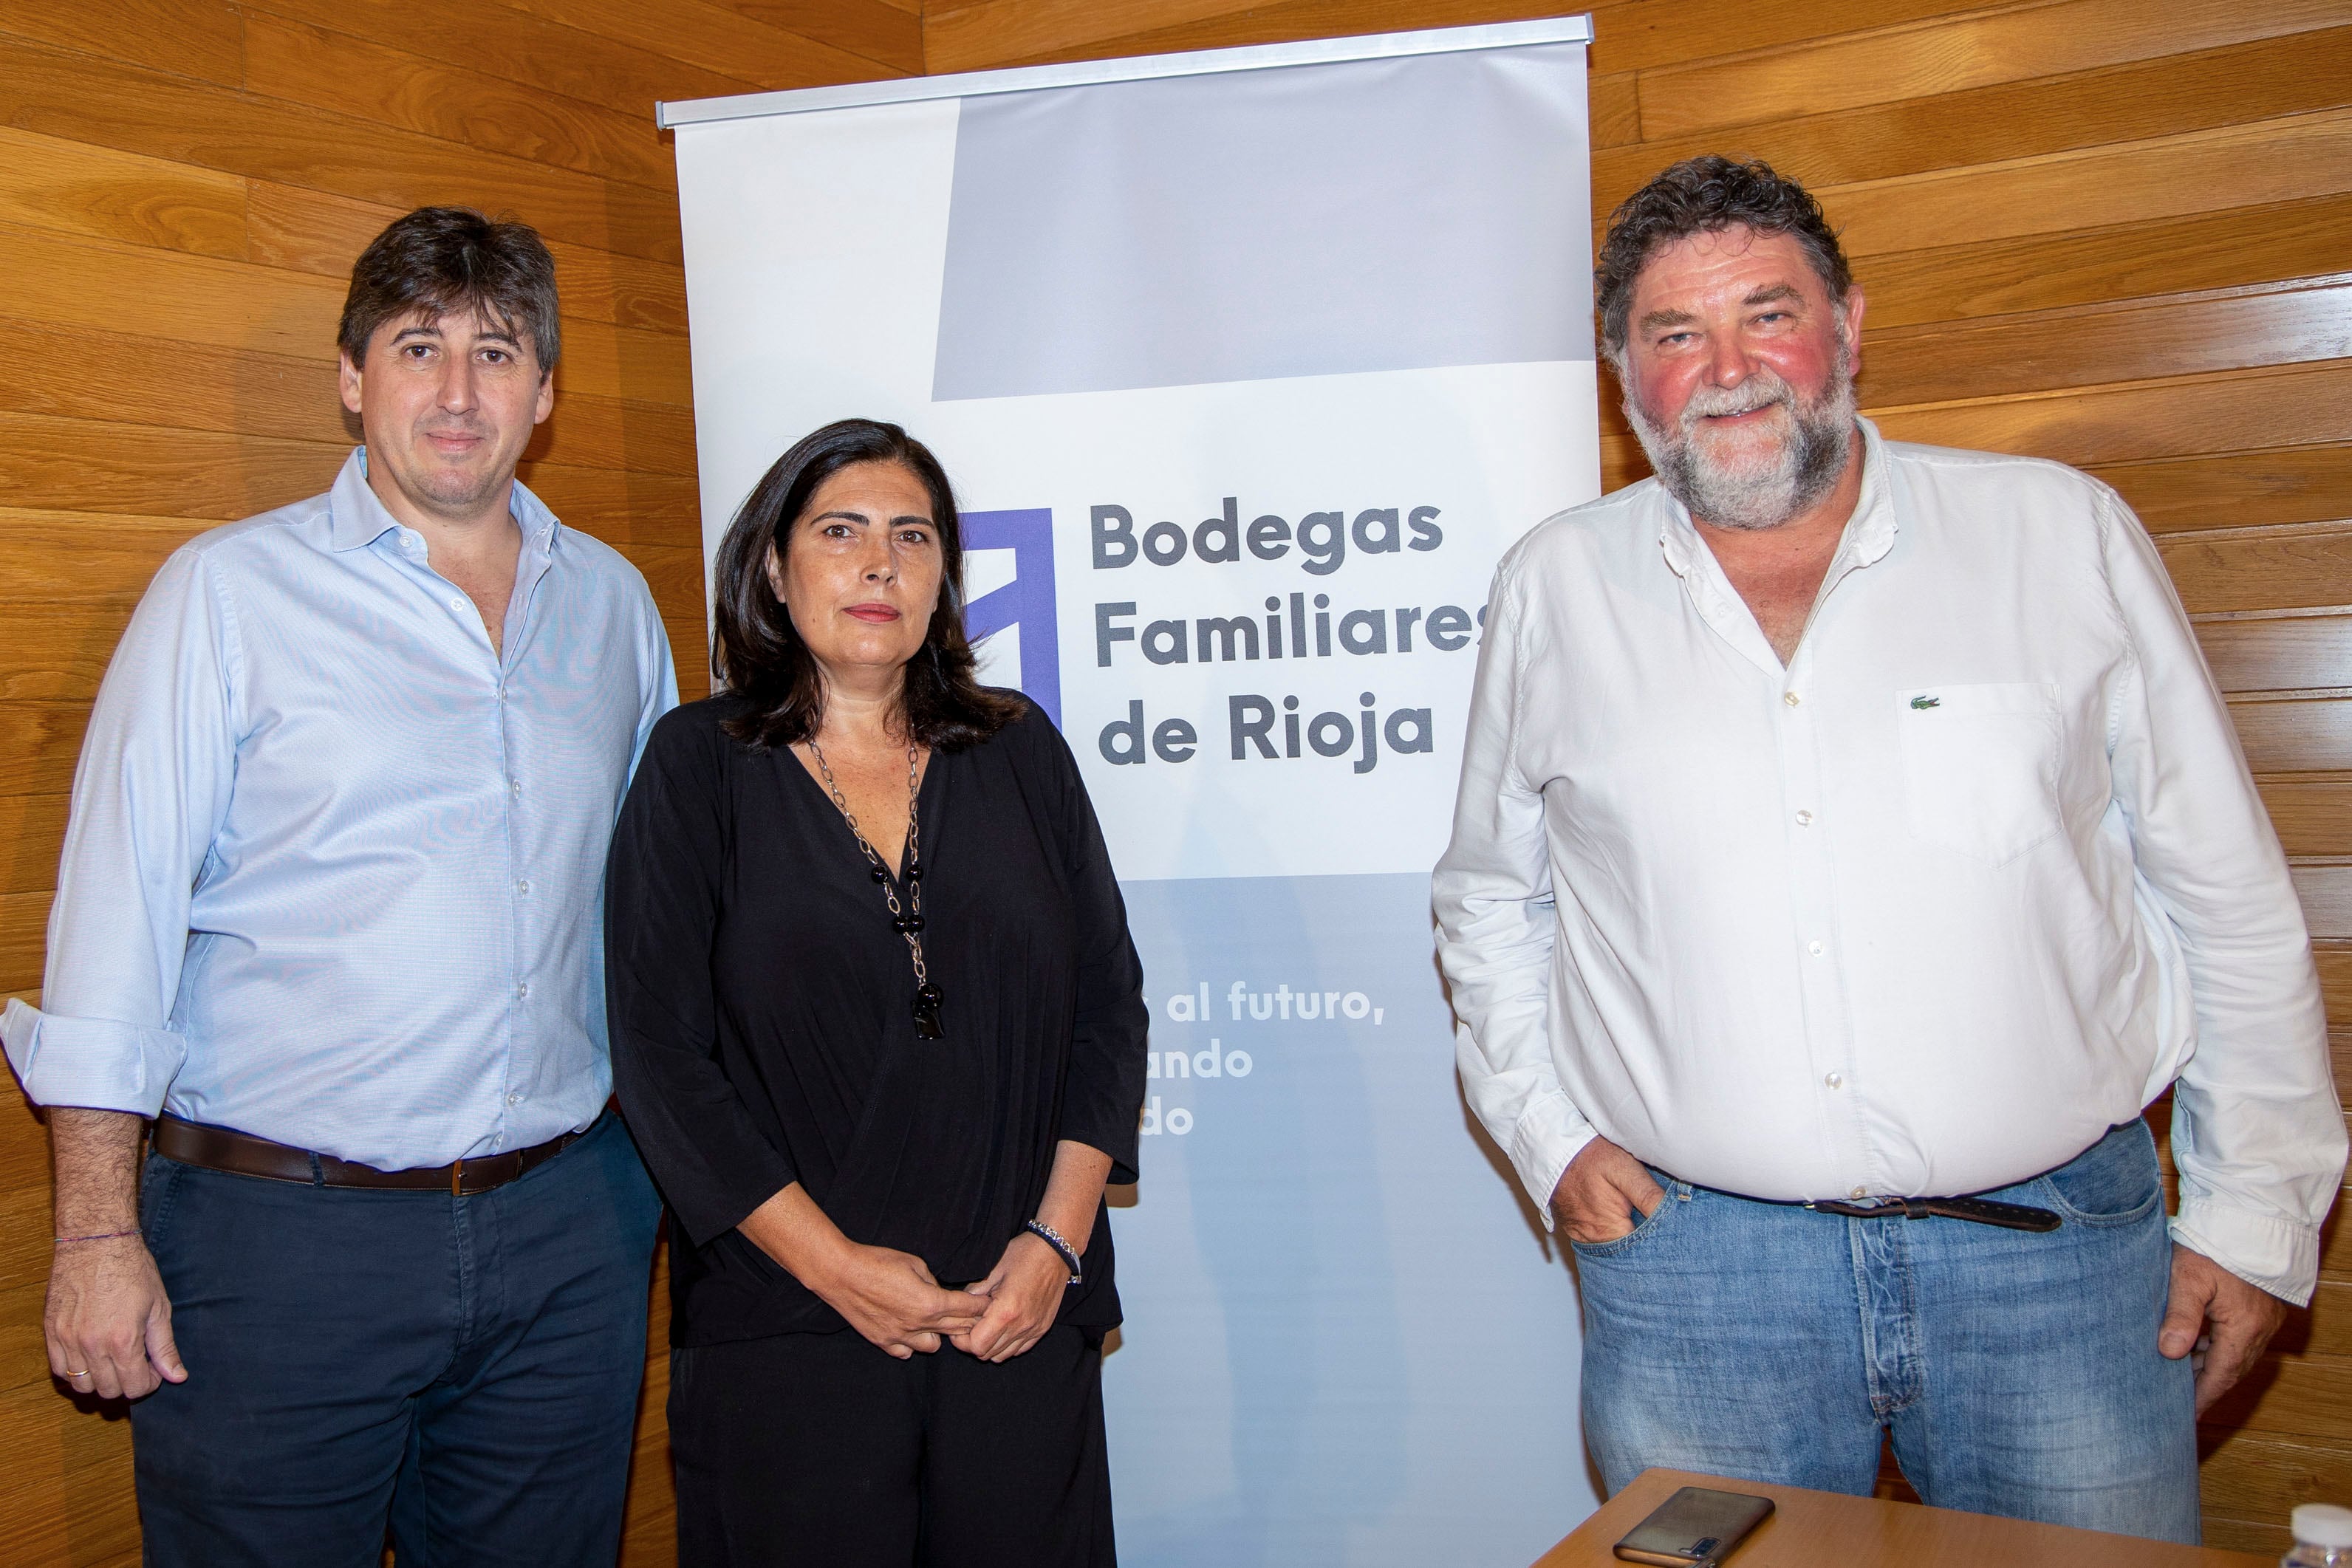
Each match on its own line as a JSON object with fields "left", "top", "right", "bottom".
{"left": 605, "top": 710, "right": 797, "bottom": 1246}
{"left": 1432, "top": 561, "right": 1596, "bottom": 1225}
{"left": 2, "top": 547, "right": 238, "bottom": 1114}
{"left": 2099, "top": 490, "right": 2346, "bottom": 1304}
{"left": 1034, "top": 715, "right": 1149, "bottom": 1183}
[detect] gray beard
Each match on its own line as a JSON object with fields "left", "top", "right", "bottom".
{"left": 1626, "top": 362, "right": 1858, "bottom": 532}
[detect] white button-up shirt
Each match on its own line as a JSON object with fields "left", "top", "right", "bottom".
{"left": 1435, "top": 420, "right": 2344, "bottom": 1303}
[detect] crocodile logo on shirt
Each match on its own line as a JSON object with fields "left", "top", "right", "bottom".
{"left": 1910, "top": 695, "right": 1940, "bottom": 710}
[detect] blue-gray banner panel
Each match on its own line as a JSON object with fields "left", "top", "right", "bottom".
{"left": 932, "top": 44, "right": 1593, "bottom": 401}
{"left": 1111, "top": 869, "right": 1584, "bottom": 1564}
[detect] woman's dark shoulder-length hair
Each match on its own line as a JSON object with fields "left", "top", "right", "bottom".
{"left": 711, "top": 417, "right": 1025, "bottom": 752}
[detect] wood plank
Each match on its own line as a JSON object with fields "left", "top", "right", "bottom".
{"left": 2319, "top": 944, "right": 2352, "bottom": 1028}
{"left": 237, "top": 0, "right": 771, "bottom": 122}
{"left": 0, "top": 509, "right": 200, "bottom": 603}
{"left": 1819, "top": 109, "right": 2352, "bottom": 259}
{"left": 2093, "top": 448, "right": 2352, "bottom": 535}
{"left": 1858, "top": 192, "right": 2352, "bottom": 332}
{"left": 486, "top": 0, "right": 903, "bottom": 92}
{"left": 2160, "top": 521, "right": 2352, "bottom": 617}
{"left": 0, "top": 603, "right": 136, "bottom": 708}
{"left": 2202, "top": 1350, "right": 2352, "bottom": 1441}
{"left": 0, "top": 123, "right": 245, "bottom": 261}
{"left": 1590, "top": 71, "right": 1640, "bottom": 151}
{"left": 0, "top": 798, "right": 67, "bottom": 900}
{"left": 1636, "top": 0, "right": 2352, "bottom": 140}
{"left": 2290, "top": 863, "right": 2352, "bottom": 942}
{"left": 1859, "top": 277, "right": 2352, "bottom": 408}
{"left": 0, "top": 885, "right": 56, "bottom": 994}
{"left": 921, "top": 0, "right": 2003, "bottom": 78}
{"left": 0, "top": 410, "right": 700, "bottom": 549}
{"left": 0, "top": 1370, "right": 139, "bottom": 1568}
{"left": 0, "top": 0, "right": 241, "bottom": 89}
{"left": 1867, "top": 360, "right": 2352, "bottom": 470}
{"left": 0, "top": 38, "right": 685, "bottom": 265}
{"left": 2322, "top": 1184, "right": 2352, "bottom": 1278}
{"left": 2195, "top": 1514, "right": 2291, "bottom": 1561}
{"left": 240, "top": 11, "right": 678, "bottom": 194}
{"left": 2274, "top": 1279, "right": 2352, "bottom": 1361}
{"left": 1595, "top": 24, "right": 2352, "bottom": 215}
{"left": 0, "top": 317, "right": 697, "bottom": 477}
{"left": 2254, "top": 778, "right": 2352, "bottom": 860}
{"left": 0, "top": 696, "right": 98, "bottom": 807}
{"left": 243, "top": 181, "right": 689, "bottom": 335}
{"left": 2197, "top": 612, "right": 2352, "bottom": 696}
{"left": 0, "top": 225, "right": 691, "bottom": 408}
{"left": 923, "top": 0, "right": 1262, "bottom": 72}
{"left": 717, "top": 0, "right": 925, "bottom": 74}
{"left": 2235, "top": 699, "right": 2352, "bottom": 776}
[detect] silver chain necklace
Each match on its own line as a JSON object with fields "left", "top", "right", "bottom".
{"left": 806, "top": 737, "right": 945, "bottom": 1040}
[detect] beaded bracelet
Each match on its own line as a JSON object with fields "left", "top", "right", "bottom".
{"left": 1024, "top": 1219, "right": 1082, "bottom": 1286}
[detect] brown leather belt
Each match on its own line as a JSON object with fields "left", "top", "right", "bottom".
{"left": 152, "top": 1114, "right": 588, "bottom": 1196}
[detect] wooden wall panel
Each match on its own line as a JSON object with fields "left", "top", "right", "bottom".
{"left": 0, "top": 2, "right": 900, "bottom": 1562}
{"left": 923, "top": 0, "right": 2352, "bottom": 1556}
{"left": 4, "top": 0, "right": 2349, "bottom": 1563}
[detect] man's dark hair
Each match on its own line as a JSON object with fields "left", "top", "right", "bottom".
{"left": 711, "top": 417, "right": 1025, "bottom": 753}
{"left": 338, "top": 206, "right": 561, "bottom": 375}
{"left": 1595, "top": 157, "right": 1851, "bottom": 364}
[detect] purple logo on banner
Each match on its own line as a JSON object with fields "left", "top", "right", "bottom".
{"left": 961, "top": 507, "right": 1059, "bottom": 727}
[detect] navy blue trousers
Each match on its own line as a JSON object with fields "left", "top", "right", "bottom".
{"left": 131, "top": 1110, "right": 662, "bottom": 1568}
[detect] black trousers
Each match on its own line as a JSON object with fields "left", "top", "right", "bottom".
{"left": 668, "top": 1325, "right": 1115, "bottom": 1567}
{"left": 131, "top": 1112, "right": 662, "bottom": 1567}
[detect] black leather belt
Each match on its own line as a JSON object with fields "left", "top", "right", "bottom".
{"left": 153, "top": 1114, "right": 587, "bottom": 1196}
{"left": 1803, "top": 1194, "right": 2062, "bottom": 1232}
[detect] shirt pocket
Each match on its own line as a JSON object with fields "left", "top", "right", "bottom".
{"left": 1896, "top": 682, "right": 2063, "bottom": 864}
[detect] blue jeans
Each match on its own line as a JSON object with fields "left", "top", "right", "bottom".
{"left": 130, "top": 1109, "right": 663, "bottom": 1568}
{"left": 1573, "top": 1119, "right": 2199, "bottom": 1544}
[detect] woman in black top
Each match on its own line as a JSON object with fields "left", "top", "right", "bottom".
{"left": 606, "top": 419, "right": 1148, "bottom": 1567}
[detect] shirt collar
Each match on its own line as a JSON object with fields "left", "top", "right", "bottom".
{"left": 1655, "top": 414, "right": 1895, "bottom": 576}
{"left": 328, "top": 446, "right": 566, "bottom": 556}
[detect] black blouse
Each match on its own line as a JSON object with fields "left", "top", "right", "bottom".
{"left": 605, "top": 694, "right": 1149, "bottom": 1347}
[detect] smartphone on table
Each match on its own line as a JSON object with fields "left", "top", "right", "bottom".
{"left": 1612, "top": 1485, "right": 1775, "bottom": 1565}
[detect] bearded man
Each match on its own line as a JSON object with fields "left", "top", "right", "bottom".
{"left": 1433, "top": 157, "right": 2342, "bottom": 1540}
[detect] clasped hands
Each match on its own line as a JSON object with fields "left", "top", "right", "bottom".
{"left": 816, "top": 1232, "right": 1068, "bottom": 1363}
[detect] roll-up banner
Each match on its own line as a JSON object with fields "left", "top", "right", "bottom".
{"left": 662, "top": 19, "right": 1602, "bottom": 1561}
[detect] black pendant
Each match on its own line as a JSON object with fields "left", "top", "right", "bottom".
{"left": 912, "top": 982, "right": 946, "bottom": 1040}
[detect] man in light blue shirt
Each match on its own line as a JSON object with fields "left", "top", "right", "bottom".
{"left": 3, "top": 207, "right": 677, "bottom": 1566}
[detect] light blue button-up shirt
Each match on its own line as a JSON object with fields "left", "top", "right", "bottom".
{"left": 1, "top": 450, "right": 677, "bottom": 1168}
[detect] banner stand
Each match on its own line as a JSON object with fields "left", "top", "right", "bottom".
{"left": 663, "top": 21, "right": 1604, "bottom": 1561}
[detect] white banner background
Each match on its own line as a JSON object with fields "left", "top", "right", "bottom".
{"left": 669, "top": 26, "right": 1603, "bottom": 1562}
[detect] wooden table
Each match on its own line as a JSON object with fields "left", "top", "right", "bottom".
{"left": 1533, "top": 1469, "right": 2276, "bottom": 1567}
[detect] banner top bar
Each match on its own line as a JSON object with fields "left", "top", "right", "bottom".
{"left": 656, "top": 14, "right": 1595, "bottom": 129}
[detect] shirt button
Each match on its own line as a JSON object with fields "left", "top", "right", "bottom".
{"left": 507, "top": 1092, "right": 522, "bottom": 1106}
{"left": 510, "top": 780, "right": 522, "bottom": 797}
{"left": 1825, "top": 1072, "right": 1844, "bottom": 1089}
{"left": 515, "top": 982, "right": 529, "bottom": 1000}
{"left": 1808, "top": 940, "right": 1825, "bottom": 956}
{"left": 1795, "top": 809, "right": 1813, "bottom": 826}
{"left": 516, "top": 879, "right": 530, "bottom": 894}
{"left": 1783, "top": 691, "right": 1800, "bottom": 707}
{"left": 1850, "top": 1185, "right": 1870, "bottom": 1200}
{"left": 449, "top": 595, "right": 465, "bottom": 612}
